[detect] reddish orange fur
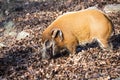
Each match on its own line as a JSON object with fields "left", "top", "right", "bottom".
{"left": 41, "top": 9, "right": 113, "bottom": 55}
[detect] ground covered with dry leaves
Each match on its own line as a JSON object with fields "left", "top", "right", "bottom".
{"left": 0, "top": 0, "right": 120, "bottom": 80}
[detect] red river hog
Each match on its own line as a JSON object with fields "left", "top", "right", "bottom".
{"left": 41, "top": 9, "right": 114, "bottom": 59}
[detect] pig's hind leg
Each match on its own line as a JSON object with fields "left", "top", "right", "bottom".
{"left": 96, "top": 38, "right": 111, "bottom": 50}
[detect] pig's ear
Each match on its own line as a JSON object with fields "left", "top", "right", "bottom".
{"left": 51, "top": 29, "right": 64, "bottom": 41}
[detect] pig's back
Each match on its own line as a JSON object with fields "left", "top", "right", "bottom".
{"left": 47, "top": 9, "right": 112, "bottom": 42}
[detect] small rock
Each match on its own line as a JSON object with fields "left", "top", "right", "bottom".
{"left": 16, "top": 31, "right": 30, "bottom": 40}
{"left": 4, "top": 21, "right": 14, "bottom": 31}
{"left": 4, "top": 21, "right": 14, "bottom": 35}
{"left": 0, "top": 43, "right": 6, "bottom": 48}
{"left": 8, "top": 31, "right": 17, "bottom": 37}
{"left": 104, "top": 4, "right": 120, "bottom": 13}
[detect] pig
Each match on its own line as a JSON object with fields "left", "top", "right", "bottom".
{"left": 41, "top": 9, "right": 114, "bottom": 59}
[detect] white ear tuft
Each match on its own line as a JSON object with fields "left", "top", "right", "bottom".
{"left": 51, "top": 28, "right": 63, "bottom": 41}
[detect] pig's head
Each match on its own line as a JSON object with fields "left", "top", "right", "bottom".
{"left": 41, "top": 28, "right": 64, "bottom": 59}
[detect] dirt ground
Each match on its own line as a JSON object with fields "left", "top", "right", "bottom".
{"left": 0, "top": 0, "right": 120, "bottom": 80}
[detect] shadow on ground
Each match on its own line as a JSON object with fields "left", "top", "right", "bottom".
{"left": 0, "top": 46, "right": 34, "bottom": 77}
{"left": 111, "top": 34, "right": 120, "bottom": 49}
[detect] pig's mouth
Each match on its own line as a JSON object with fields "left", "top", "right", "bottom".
{"left": 41, "top": 46, "right": 54, "bottom": 59}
